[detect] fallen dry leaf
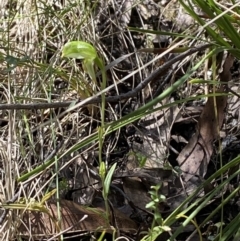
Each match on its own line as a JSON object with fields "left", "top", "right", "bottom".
{"left": 18, "top": 199, "right": 137, "bottom": 239}
{"left": 123, "top": 177, "right": 151, "bottom": 212}
{"left": 177, "top": 54, "right": 234, "bottom": 182}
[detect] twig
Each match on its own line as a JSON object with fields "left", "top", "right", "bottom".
{"left": 227, "top": 86, "right": 240, "bottom": 99}
{"left": 0, "top": 44, "right": 211, "bottom": 111}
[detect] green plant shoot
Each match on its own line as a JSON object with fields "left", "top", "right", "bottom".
{"left": 62, "top": 41, "right": 98, "bottom": 84}
{"left": 61, "top": 40, "right": 106, "bottom": 124}
{"left": 62, "top": 40, "right": 110, "bottom": 222}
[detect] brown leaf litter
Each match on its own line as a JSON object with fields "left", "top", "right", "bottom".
{"left": 18, "top": 199, "right": 137, "bottom": 240}
{"left": 177, "top": 54, "right": 234, "bottom": 182}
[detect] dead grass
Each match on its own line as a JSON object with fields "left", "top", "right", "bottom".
{"left": 0, "top": 0, "right": 104, "bottom": 239}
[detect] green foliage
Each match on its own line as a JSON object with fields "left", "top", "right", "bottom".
{"left": 180, "top": 0, "right": 240, "bottom": 58}
{"left": 62, "top": 41, "right": 98, "bottom": 83}
{"left": 62, "top": 41, "right": 97, "bottom": 60}
{"left": 5, "top": 1, "right": 240, "bottom": 240}
{"left": 142, "top": 184, "right": 171, "bottom": 241}
{"left": 103, "top": 162, "right": 117, "bottom": 200}
{"left": 62, "top": 40, "right": 113, "bottom": 223}
{"left": 129, "top": 2, "right": 240, "bottom": 240}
